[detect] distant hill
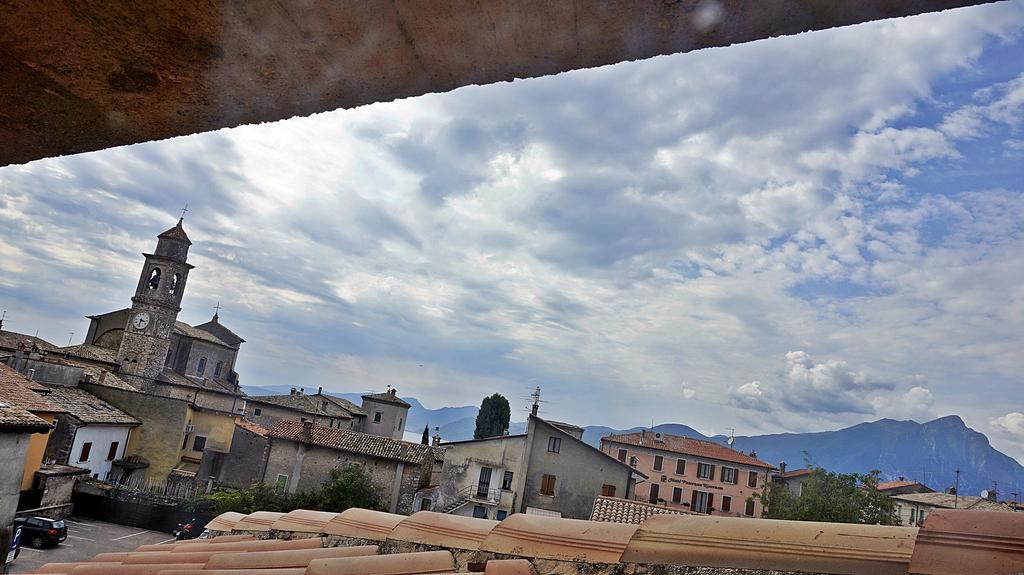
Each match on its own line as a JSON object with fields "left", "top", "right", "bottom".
{"left": 242, "top": 386, "right": 1023, "bottom": 497}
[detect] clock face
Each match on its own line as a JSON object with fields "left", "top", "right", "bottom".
{"left": 132, "top": 312, "right": 151, "bottom": 330}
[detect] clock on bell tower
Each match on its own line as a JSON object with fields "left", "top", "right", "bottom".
{"left": 117, "top": 218, "right": 194, "bottom": 379}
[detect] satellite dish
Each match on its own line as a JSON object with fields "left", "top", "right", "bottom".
{"left": 727, "top": 436, "right": 735, "bottom": 447}
{"left": 981, "top": 490, "right": 990, "bottom": 499}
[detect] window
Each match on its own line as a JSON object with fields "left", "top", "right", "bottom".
{"left": 147, "top": 267, "right": 161, "bottom": 290}
{"left": 745, "top": 499, "right": 756, "bottom": 516}
{"left": 254, "top": 407, "right": 262, "bottom": 416}
{"left": 653, "top": 455, "right": 663, "bottom": 471}
{"left": 672, "top": 487, "right": 682, "bottom": 503}
{"left": 910, "top": 508, "right": 917, "bottom": 525}
{"left": 192, "top": 436, "right": 207, "bottom": 451}
{"left": 601, "top": 484, "right": 617, "bottom": 497}
{"left": 477, "top": 467, "right": 492, "bottom": 498}
{"left": 721, "top": 467, "right": 738, "bottom": 484}
{"left": 106, "top": 441, "right": 119, "bottom": 461}
{"left": 275, "top": 474, "right": 288, "bottom": 495}
{"left": 617, "top": 448, "right": 627, "bottom": 462}
{"left": 165, "top": 348, "right": 173, "bottom": 366}
{"left": 168, "top": 273, "right": 181, "bottom": 295}
{"left": 547, "top": 436, "right": 561, "bottom": 453}
{"left": 300, "top": 417, "right": 307, "bottom": 422}
{"left": 182, "top": 434, "right": 189, "bottom": 449}
{"left": 721, "top": 495, "right": 732, "bottom": 512}
{"left": 691, "top": 490, "right": 712, "bottom": 514}
{"left": 322, "top": 401, "right": 329, "bottom": 410}
{"left": 78, "top": 442, "right": 92, "bottom": 462}
{"left": 919, "top": 510, "right": 927, "bottom": 524}
{"left": 373, "top": 411, "right": 382, "bottom": 423}
{"left": 540, "top": 474, "right": 556, "bottom": 496}
{"left": 697, "top": 462, "right": 714, "bottom": 480}
{"left": 472, "top": 505, "right": 488, "bottom": 519}
{"left": 496, "top": 510, "right": 508, "bottom": 520}
{"left": 675, "top": 459, "right": 686, "bottom": 475}
{"left": 502, "top": 471, "right": 514, "bottom": 490}
{"left": 649, "top": 483, "right": 661, "bottom": 503}
{"left": 748, "top": 471, "right": 758, "bottom": 487}
{"left": 197, "top": 356, "right": 207, "bottom": 376}
{"left": 214, "top": 361, "right": 223, "bottom": 377}
{"left": 420, "top": 498, "right": 432, "bottom": 511}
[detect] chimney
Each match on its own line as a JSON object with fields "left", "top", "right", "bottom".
{"left": 899, "top": 476, "right": 905, "bottom": 482}
{"left": 99, "top": 371, "right": 107, "bottom": 384}
{"left": 299, "top": 387, "right": 304, "bottom": 395}
{"left": 986, "top": 490, "right": 997, "bottom": 502}
{"left": 749, "top": 451, "right": 757, "bottom": 459}
{"left": 317, "top": 386, "right": 323, "bottom": 395}
{"left": 302, "top": 420, "right": 314, "bottom": 440}
{"left": 290, "top": 387, "right": 297, "bottom": 396}
{"left": 432, "top": 427, "right": 442, "bottom": 447}
{"left": 779, "top": 461, "right": 787, "bottom": 474}
{"left": 28, "top": 368, "right": 35, "bottom": 381}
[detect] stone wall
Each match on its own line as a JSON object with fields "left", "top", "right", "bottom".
{"left": 263, "top": 439, "right": 422, "bottom": 514}
{"left": 199, "top": 423, "right": 267, "bottom": 488}
{"left": 82, "top": 382, "right": 189, "bottom": 481}
{"left": 0, "top": 432, "right": 31, "bottom": 529}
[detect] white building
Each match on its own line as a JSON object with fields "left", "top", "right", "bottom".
{"left": 42, "top": 385, "right": 140, "bottom": 480}
{"left": 891, "top": 492, "right": 1014, "bottom": 526}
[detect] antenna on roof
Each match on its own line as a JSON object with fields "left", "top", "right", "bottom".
{"left": 727, "top": 428, "right": 736, "bottom": 447}
{"left": 0, "top": 310, "right": 6, "bottom": 331}
{"left": 525, "top": 386, "right": 547, "bottom": 416}
{"left": 67, "top": 332, "right": 74, "bottom": 346}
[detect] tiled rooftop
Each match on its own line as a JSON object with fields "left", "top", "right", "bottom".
{"left": 603, "top": 431, "right": 774, "bottom": 468}
{"left": 877, "top": 480, "right": 927, "bottom": 491}
{"left": 42, "top": 384, "right": 141, "bottom": 425}
{"left": 250, "top": 392, "right": 361, "bottom": 418}
{"left": 361, "top": 390, "right": 412, "bottom": 408}
{"left": 590, "top": 495, "right": 688, "bottom": 524}
{"left": 0, "top": 363, "right": 66, "bottom": 429}
{"left": 890, "top": 491, "right": 1015, "bottom": 512}
{"left": 268, "top": 420, "right": 443, "bottom": 465}
{"left": 778, "top": 468, "right": 813, "bottom": 479}
{"left": 236, "top": 418, "right": 270, "bottom": 437}
{"left": 0, "top": 329, "right": 59, "bottom": 353}
{"left": 31, "top": 507, "right": 1024, "bottom": 575}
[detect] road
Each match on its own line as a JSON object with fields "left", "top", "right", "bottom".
{"left": 8, "top": 517, "right": 173, "bottom": 574}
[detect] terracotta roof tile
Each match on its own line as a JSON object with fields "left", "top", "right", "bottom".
{"left": 236, "top": 419, "right": 269, "bottom": 437}
{"left": 58, "top": 343, "right": 119, "bottom": 364}
{"left": 324, "top": 508, "right": 406, "bottom": 541}
{"left": 204, "top": 511, "right": 247, "bottom": 532}
{"left": 42, "top": 384, "right": 140, "bottom": 425}
{"left": 233, "top": 511, "right": 288, "bottom": 532}
{"left": 908, "top": 509, "right": 1024, "bottom": 575}
{"left": 133, "top": 533, "right": 255, "bottom": 551}
{"left": 306, "top": 550, "right": 454, "bottom": 575}
{"left": 0, "top": 364, "right": 61, "bottom": 431}
{"left": 603, "top": 431, "right": 773, "bottom": 468}
{"left": 480, "top": 513, "right": 639, "bottom": 564}
{"left": 204, "top": 544, "right": 379, "bottom": 569}
{"left": 622, "top": 514, "right": 918, "bottom": 575}
{"left": 268, "top": 420, "right": 442, "bottom": 465}
{"left": 877, "top": 480, "right": 920, "bottom": 490}
{"left": 483, "top": 559, "right": 535, "bottom": 575}
{"left": 157, "top": 569, "right": 305, "bottom": 575}
{"left": 180, "top": 537, "right": 324, "bottom": 553}
{"left": 250, "top": 393, "right": 360, "bottom": 418}
{"left": 272, "top": 509, "right": 338, "bottom": 533}
{"left": 69, "top": 563, "right": 207, "bottom": 574}
{"left": 389, "top": 511, "right": 499, "bottom": 551}
{"left": 778, "top": 468, "right": 812, "bottom": 478}
{"left": 590, "top": 495, "right": 689, "bottom": 524}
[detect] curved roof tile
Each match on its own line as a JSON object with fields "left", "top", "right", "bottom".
{"left": 272, "top": 509, "right": 338, "bottom": 534}
{"left": 908, "top": 509, "right": 1024, "bottom": 575}
{"left": 205, "top": 545, "right": 379, "bottom": 569}
{"left": 306, "top": 550, "right": 454, "bottom": 575}
{"left": 204, "top": 511, "right": 247, "bottom": 532}
{"left": 234, "top": 511, "right": 286, "bottom": 532}
{"left": 324, "top": 508, "right": 406, "bottom": 541}
{"left": 178, "top": 537, "right": 323, "bottom": 553}
{"left": 622, "top": 514, "right": 917, "bottom": 575}
{"left": 480, "top": 514, "right": 638, "bottom": 564}
{"left": 389, "top": 511, "right": 499, "bottom": 551}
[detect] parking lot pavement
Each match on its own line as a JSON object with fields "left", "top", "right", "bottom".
{"left": 8, "top": 517, "right": 174, "bottom": 574}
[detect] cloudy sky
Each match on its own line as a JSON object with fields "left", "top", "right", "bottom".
{"left": 2, "top": 2, "right": 1024, "bottom": 461}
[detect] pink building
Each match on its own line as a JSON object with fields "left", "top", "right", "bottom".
{"left": 600, "top": 431, "right": 774, "bottom": 517}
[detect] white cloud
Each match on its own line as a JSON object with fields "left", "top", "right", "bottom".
{"left": 991, "top": 412, "right": 1024, "bottom": 437}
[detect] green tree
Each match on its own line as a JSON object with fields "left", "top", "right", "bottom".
{"left": 317, "top": 464, "right": 385, "bottom": 512}
{"left": 756, "top": 466, "right": 899, "bottom": 525}
{"left": 473, "top": 393, "right": 511, "bottom": 439}
{"left": 421, "top": 424, "right": 430, "bottom": 445}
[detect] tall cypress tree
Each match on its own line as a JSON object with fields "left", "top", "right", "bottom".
{"left": 474, "top": 394, "right": 511, "bottom": 439}
{"left": 421, "top": 424, "right": 430, "bottom": 445}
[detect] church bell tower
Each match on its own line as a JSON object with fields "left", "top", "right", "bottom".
{"left": 117, "top": 218, "right": 194, "bottom": 379}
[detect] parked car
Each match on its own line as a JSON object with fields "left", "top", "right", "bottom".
{"left": 13, "top": 517, "right": 67, "bottom": 548}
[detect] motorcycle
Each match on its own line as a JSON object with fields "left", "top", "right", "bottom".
{"left": 173, "top": 519, "right": 197, "bottom": 540}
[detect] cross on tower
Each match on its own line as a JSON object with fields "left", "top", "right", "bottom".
{"left": 179, "top": 203, "right": 189, "bottom": 219}
{"left": 213, "top": 301, "right": 223, "bottom": 314}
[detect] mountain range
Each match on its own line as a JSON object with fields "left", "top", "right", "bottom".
{"left": 242, "top": 385, "right": 1022, "bottom": 498}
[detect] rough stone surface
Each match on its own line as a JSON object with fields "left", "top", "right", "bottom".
{"left": 0, "top": 0, "right": 991, "bottom": 166}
